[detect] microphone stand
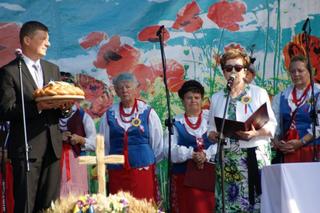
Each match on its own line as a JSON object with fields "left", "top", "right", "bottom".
{"left": 302, "top": 20, "right": 319, "bottom": 161}
{"left": 214, "top": 83, "right": 232, "bottom": 213}
{"left": 17, "top": 56, "right": 31, "bottom": 212}
{"left": 156, "top": 25, "right": 173, "bottom": 212}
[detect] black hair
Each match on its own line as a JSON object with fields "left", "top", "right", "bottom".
{"left": 178, "top": 80, "right": 205, "bottom": 99}
{"left": 19, "top": 21, "right": 49, "bottom": 45}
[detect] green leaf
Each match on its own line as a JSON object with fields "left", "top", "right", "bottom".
{"left": 183, "top": 49, "right": 190, "bottom": 55}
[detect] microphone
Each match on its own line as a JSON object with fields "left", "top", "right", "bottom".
{"left": 156, "top": 25, "right": 165, "bottom": 36}
{"left": 15, "top": 48, "right": 22, "bottom": 59}
{"left": 226, "top": 73, "right": 236, "bottom": 90}
{"left": 302, "top": 18, "right": 309, "bottom": 32}
{"left": 15, "top": 49, "right": 23, "bottom": 70}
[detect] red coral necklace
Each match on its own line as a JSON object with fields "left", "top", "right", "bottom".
{"left": 119, "top": 99, "right": 137, "bottom": 123}
{"left": 184, "top": 111, "right": 202, "bottom": 130}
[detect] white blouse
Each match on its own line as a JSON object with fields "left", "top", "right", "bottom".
{"left": 164, "top": 110, "right": 217, "bottom": 163}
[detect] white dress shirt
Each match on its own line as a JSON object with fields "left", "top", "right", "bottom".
{"left": 22, "top": 54, "right": 44, "bottom": 88}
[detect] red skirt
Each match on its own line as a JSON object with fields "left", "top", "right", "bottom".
{"left": 0, "top": 162, "right": 14, "bottom": 213}
{"left": 284, "top": 145, "right": 320, "bottom": 163}
{"left": 171, "top": 174, "right": 215, "bottom": 213}
{"left": 108, "top": 164, "right": 158, "bottom": 202}
{"left": 60, "top": 144, "right": 88, "bottom": 197}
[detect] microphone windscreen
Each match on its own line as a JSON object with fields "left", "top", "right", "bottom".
{"left": 15, "top": 48, "right": 22, "bottom": 57}
{"left": 230, "top": 73, "right": 236, "bottom": 80}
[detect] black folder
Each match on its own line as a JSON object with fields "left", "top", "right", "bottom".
{"left": 214, "top": 102, "right": 269, "bottom": 140}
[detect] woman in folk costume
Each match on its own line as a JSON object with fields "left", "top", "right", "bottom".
{"left": 99, "top": 72, "right": 163, "bottom": 201}
{"left": 208, "top": 48, "right": 277, "bottom": 212}
{"left": 272, "top": 55, "right": 320, "bottom": 163}
{"left": 165, "top": 80, "right": 217, "bottom": 213}
{"left": 59, "top": 73, "right": 96, "bottom": 197}
{"left": 59, "top": 105, "right": 96, "bottom": 197}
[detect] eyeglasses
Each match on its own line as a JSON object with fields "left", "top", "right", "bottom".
{"left": 223, "top": 64, "right": 245, "bottom": 72}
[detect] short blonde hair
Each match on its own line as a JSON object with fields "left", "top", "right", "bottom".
{"left": 220, "top": 48, "right": 251, "bottom": 70}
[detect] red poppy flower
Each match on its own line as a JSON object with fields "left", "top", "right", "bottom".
{"left": 283, "top": 33, "right": 320, "bottom": 81}
{"left": 132, "top": 64, "right": 158, "bottom": 91}
{"left": 153, "top": 59, "right": 185, "bottom": 92}
{"left": 80, "top": 32, "right": 107, "bottom": 49}
{"left": 93, "top": 35, "right": 140, "bottom": 77}
{"left": 77, "top": 74, "right": 105, "bottom": 100}
{"left": 76, "top": 74, "right": 114, "bottom": 118}
{"left": 172, "top": 1, "right": 203, "bottom": 33}
{"left": 213, "top": 53, "right": 221, "bottom": 67}
{"left": 283, "top": 42, "right": 306, "bottom": 69}
{"left": 207, "top": 0, "right": 246, "bottom": 32}
{"left": 0, "top": 22, "right": 21, "bottom": 67}
{"left": 167, "top": 77, "right": 186, "bottom": 92}
{"left": 89, "top": 92, "right": 114, "bottom": 118}
{"left": 202, "top": 97, "right": 211, "bottom": 110}
{"left": 138, "top": 25, "right": 170, "bottom": 42}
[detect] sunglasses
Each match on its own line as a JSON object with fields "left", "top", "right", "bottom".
{"left": 224, "top": 64, "right": 245, "bottom": 72}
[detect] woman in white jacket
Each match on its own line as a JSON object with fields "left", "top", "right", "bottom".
{"left": 208, "top": 48, "right": 277, "bottom": 212}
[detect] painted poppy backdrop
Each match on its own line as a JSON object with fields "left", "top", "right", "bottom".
{"left": 1, "top": 0, "right": 320, "bottom": 118}
{"left": 1, "top": 0, "right": 320, "bottom": 202}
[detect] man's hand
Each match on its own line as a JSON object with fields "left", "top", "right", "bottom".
{"left": 37, "top": 101, "right": 58, "bottom": 111}
{"left": 37, "top": 100, "right": 75, "bottom": 111}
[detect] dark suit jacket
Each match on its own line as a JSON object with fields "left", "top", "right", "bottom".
{"left": 0, "top": 58, "right": 63, "bottom": 159}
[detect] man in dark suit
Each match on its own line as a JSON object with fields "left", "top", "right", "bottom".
{"left": 0, "top": 21, "right": 69, "bottom": 213}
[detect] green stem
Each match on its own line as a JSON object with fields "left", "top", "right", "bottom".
{"left": 190, "top": 45, "right": 197, "bottom": 79}
{"left": 262, "top": 0, "right": 270, "bottom": 86}
{"left": 273, "top": 0, "right": 281, "bottom": 95}
{"left": 272, "top": 0, "right": 280, "bottom": 95}
{"left": 192, "top": 31, "right": 212, "bottom": 81}
{"left": 212, "top": 29, "right": 225, "bottom": 94}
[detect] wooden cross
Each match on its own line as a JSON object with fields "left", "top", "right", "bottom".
{"left": 78, "top": 134, "right": 124, "bottom": 196}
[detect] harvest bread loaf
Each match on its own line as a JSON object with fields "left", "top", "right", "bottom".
{"left": 33, "top": 81, "right": 85, "bottom": 98}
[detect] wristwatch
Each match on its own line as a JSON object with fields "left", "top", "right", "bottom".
{"left": 300, "top": 137, "right": 307, "bottom": 145}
